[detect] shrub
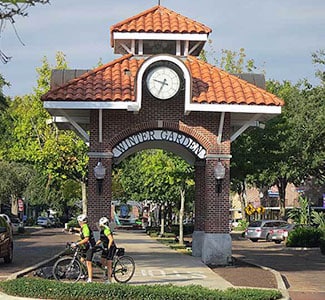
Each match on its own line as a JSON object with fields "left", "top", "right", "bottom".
{"left": 0, "top": 278, "right": 282, "bottom": 300}
{"left": 286, "top": 227, "right": 323, "bottom": 247}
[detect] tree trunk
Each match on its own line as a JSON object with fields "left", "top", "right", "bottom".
{"left": 277, "top": 178, "right": 288, "bottom": 218}
{"left": 178, "top": 189, "right": 185, "bottom": 245}
{"left": 81, "top": 181, "right": 87, "bottom": 215}
{"left": 160, "top": 204, "right": 165, "bottom": 236}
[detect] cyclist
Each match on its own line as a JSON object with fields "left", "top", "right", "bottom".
{"left": 96, "top": 216, "right": 116, "bottom": 284}
{"left": 71, "top": 214, "right": 96, "bottom": 283}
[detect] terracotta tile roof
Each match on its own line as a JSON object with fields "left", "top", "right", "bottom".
{"left": 186, "top": 56, "right": 284, "bottom": 106}
{"left": 110, "top": 5, "right": 212, "bottom": 46}
{"left": 42, "top": 54, "right": 284, "bottom": 107}
{"left": 42, "top": 54, "right": 144, "bottom": 102}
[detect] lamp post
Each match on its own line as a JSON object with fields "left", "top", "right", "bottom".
{"left": 214, "top": 159, "right": 226, "bottom": 194}
{"left": 94, "top": 161, "right": 106, "bottom": 195}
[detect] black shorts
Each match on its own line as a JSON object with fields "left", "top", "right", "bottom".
{"left": 101, "top": 244, "right": 117, "bottom": 260}
{"left": 81, "top": 247, "right": 94, "bottom": 261}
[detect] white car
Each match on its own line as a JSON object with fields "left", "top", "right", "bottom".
{"left": 37, "top": 216, "right": 51, "bottom": 227}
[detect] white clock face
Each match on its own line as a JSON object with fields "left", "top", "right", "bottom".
{"left": 146, "top": 66, "right": 181, "bottom": 100}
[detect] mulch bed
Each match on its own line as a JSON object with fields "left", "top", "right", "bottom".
{"left": 210, "top": 258, "right": 278, "bottom": 289}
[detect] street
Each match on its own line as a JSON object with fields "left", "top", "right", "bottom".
{"left": 0, "top": 227, "right": 74, "bottom": 281}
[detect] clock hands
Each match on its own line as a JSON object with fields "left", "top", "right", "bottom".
{"left": 153, "top": 78, "right": 169, "bottom": 86}
{"left": 155, "top": 78, "right": 168, "bottom": 96}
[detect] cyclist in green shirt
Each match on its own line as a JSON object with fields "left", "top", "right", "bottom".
{"left": 71, "top": 214, "right": 96, "bottom": 283}
{"left": 96, "top": 216, "right": 116, "bottom": 284}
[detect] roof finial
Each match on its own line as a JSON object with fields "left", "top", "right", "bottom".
{"left": 158, "top": 0, "right": 161, "bottom": 5}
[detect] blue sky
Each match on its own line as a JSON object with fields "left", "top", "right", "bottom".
{"left": 1, "top": 0, "right": 324, "bottom": 97}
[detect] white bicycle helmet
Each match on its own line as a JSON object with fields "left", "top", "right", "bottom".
{"left": 99, "top": 216, "right": 109, "bottom": 226}
{"left": 77, "top": 214, "right": 88, "bottom": 223}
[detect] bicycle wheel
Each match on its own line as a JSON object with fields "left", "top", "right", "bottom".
{"left": 113, "top": 255, "right": 135, "bottom": 283}
{"left": 52, "top": 256, "right": 83, "bottom": 282}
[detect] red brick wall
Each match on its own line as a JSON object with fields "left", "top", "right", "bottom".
{"left": 87, "top": 89, "right": 231, "bottom": 234}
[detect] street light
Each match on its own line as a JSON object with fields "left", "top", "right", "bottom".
{"left": 94, "top": 161, "right": 106, "bottom": 195}
{"left": 214, "top": 159, "right": 226, "bottom": 194}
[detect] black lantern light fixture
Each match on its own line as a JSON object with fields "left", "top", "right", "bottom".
{"left": 94, "top": 161, "right": 106, "bottom": 195}
{"left": 214, "top": 159, "right": 226, "bottom": 194}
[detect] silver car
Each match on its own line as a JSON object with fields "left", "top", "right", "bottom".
{"left": 267, "top": 223, "right": 298, "bottom": 244}
{"left": 245, "top": 219, "right": 288, "bottom": 242}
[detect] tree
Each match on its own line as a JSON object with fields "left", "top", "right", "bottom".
{"left": 0, "top": 52, "right": 88, "bottom": 218}
{"left": 0, "top": 160, "right": 35, "bottom": 214}
{"left": 200, "top": 43, "right": 261, "bottom": 74}
{"left": 117, "top": 149, "right": 194, "bottom": 237}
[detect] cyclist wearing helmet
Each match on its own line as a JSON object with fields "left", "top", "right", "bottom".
{"left": 71, "top": 214, "right": 96, "bottom": 283}
{"left": 96, "top": 216, "right": 116, "bottom": 283}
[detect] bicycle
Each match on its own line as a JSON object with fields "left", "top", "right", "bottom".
{"left": 52, "top": 243, "right": 135, "bottom": 283}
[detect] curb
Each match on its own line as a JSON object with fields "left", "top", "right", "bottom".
{"left": 236, "top": 258, "right": 291, "bottom": 300}
{"left": 6, "top": 250, "right": 65, "bottom": 281}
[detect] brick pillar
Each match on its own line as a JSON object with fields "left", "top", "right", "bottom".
{"left": 87, "top": 156, "right": 112, "bottom": 231}
{"left": 192, "top": 162, "right": 205, "bottom": 257}
{"left": 201, "top": 157, "right": 232, "bottom": 265}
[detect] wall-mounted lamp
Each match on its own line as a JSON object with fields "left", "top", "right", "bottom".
{"left": 94, "top": 161, "right": 106, "bottom": 195}
{"left": 214, "top": 159, "right": 226, "bottom": 194}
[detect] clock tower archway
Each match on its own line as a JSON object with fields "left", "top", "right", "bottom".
{"left": 42, "top": 5, "right": 283, "bottom": 265}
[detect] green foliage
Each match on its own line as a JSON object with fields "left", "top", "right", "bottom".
{"left": 200, "top": 43, "right": 261, "bottom": 74}
{"left": 311, "top": 49, "right": 325, "bottom": 83}
{"left": 0, "top": 278, "right": 282, "bottom": 300}
{"left": 0, "top": 161, "right": 36, "bottom": 205}
{"left": 286, "top": 227, "right": 323, "bottom": 248}
{"left": 66, "top": 218, "right": 78, "bottom": 229}
{"left": 311, "top": 211, "right": 325, "bottom": 230}
{"left": 287, "top": 196, "right": 310, "bottom": 225}
{"left": 232, "top": 76, "right": 325, "bottom": 216}
{"left": 117, "top": 149, "right": 194, "bottom": 208}
{"left": 233, "top": 219, "right": 249, "bottom": 231}
{"left": 0, "top": 52, "right": 88, "bottom": 219}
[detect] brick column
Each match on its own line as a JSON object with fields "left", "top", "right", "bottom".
{"left": 87, "top": 155, "right": 112, "bottom": 230}
{"left": 201, "top": 157, "right": 232, "bottom": 265}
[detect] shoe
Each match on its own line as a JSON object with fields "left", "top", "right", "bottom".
{"left": 86, "top": 279, "right": 92, "bottom": 283}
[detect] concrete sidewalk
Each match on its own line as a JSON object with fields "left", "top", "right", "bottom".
{"left": 113, "top": 230, "right": 233, "bottom": 288}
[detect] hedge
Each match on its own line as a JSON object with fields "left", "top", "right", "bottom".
{"left": 0, "top": 278, "right": 282, "bottom": 300}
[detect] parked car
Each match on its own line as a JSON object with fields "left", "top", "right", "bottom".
{"left": 0, "top": 214, "right": 13, "bottom": 233}
{"left": 245, "top": 219, "right": 288, "bottom": 242}
{"left": 10, "top": 217, "right": 24, "bottom": 234}
{"left": 37, "top": 216, "right": 51, "bottom": 227}
{"left": 266, "top": 223, "right": 303, "bottom": 244}
{"left": 0, "top": 215, "right": 13, "bottom": 263}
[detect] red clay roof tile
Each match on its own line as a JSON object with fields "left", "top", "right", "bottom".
{"left": 185, "top": 56, "right": 284, "bottom": 106}
{"left": 110, "top": 5, "right": 212, "bottom": 46}
{"left": 42, "top": 54, "right": 284, "bottom": 107}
